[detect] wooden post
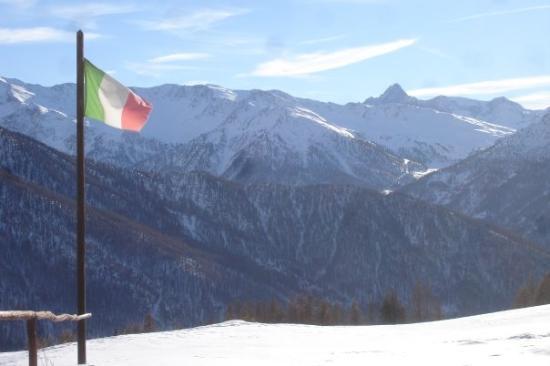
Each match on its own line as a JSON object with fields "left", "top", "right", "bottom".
{"left": 1, "top": 311, "right": 92, "bottom": 366}
{"left": 76, "top": 29, "right": 87, "bottom": 365}
{"left": 26, "top": 318, "right": 37, "bottom": 366}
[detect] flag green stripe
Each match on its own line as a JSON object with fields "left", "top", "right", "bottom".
{"left": 84, "top": 59, "right": 106, "bottom": 122}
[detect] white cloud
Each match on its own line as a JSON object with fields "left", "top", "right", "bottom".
{"left": 409, "top": 76, "right": 550, "bottom": 98}
{"left": 148, "top": 53, "right": 210, "bottom": 63}
{"left": 511, "top": 92, "right": 550, "bottom": 110}
{"left": 451, "top": 5, "right": 550, "bottom": 22}
{"left": 141, "top": 8, "right": 248, "bottom": 32}
{"left": 0, "top": 27, "right": 100, "bottom": 44}
{"left": 250, "top": 38, "right": 416, "bottom": 77}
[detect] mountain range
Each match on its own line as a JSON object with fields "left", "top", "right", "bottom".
{"left": 1, "top": 74, "right": 549, "bottom": 349}
{"left": 1, "top": 76, "right": 545, "bottom": 186}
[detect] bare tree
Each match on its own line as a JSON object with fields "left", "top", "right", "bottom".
{"left": 349, "top": 300, "right": 363, "bottom": 325}
{"left": 536, "top": 273, "right": 550, "bottom": 305}
{"left": 514, "top": 276, "right": 538, "bottom": 308}
{"left": 143, "top": 313, "right": 157, "bottom": 333}
{"left": 410, "top": 282, "right": 442, "bottom": 322}
{"left": 380, "top": 290, "right": 406, "bottom": 324}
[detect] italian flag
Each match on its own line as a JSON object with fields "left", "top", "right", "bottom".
{"left": 84, "top": 59, "right": 152, "bottom": 131}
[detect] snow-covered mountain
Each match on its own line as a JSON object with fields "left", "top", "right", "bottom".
{"left": 2, "top": 305, "right": 550, "bottom": 366}
{"left": 139, "top": 89, "right": 422, "bottom": 188}
{"left": 302, "top": 84, "right": 543, "bottom": 167}
{"left": 0, "top": 76, "right": 425, "bottom": 188}
{"left": 2, "top": 127, "right": 548, "bottom": 349}
{"left": 138, "top": 82, "right": 543, "bottom": 152}
{"left": 402, "top": 112, "right": 550, "bottom": 247}
{"left": 416, "top": 94, "right": 542, "bottom": 130}
{"left": 0, "top": 75, "right": 544, "bottom": 187}
{"left": 0, "top": 76, "right": 171, "bottom": 167}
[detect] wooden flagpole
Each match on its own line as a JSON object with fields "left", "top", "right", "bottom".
{"left": 76, "top": 29, "right": 87, "bottom": 365}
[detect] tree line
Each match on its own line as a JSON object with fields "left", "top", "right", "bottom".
{"left": 37, "top": 274, "right": 550, "bottom": 348}
{"left": 225, "top": 282, "right": 443, "bottom": 325}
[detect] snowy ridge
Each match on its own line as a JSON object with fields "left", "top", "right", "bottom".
{"left": 483, "top": 113, "right": 550, "bottom": 160}
{"left": 0, "top": 76, "right": 544, "bottom": 184}
{"left": 402, "top": 112, "right": 550, "bottom": 247}
{"left": 424, "top": 95, "right": 543, "bottom": 130}
{"left": 447, "top": 112, "right": 515, "bottom": 136}
{"left": 301, "top": 87, "right": 526, "bottom": 167}
{"left": 2, "top": 305, "right": 550, "bottom": 365}
{"left": 138, "top": 90, "right": 422, "bottom": 188}
{"left": 290, "top": 106, "right": 354, "bottom": 139}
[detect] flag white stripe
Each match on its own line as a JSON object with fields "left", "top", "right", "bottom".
{"left": 97, "top": 73, "right": 130, "bottom": 129}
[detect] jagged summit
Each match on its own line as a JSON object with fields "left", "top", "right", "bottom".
{"left": 379, "top": 83, "right": 409, "bottom": 101}
{"left": 364, "top": 83, "right": 414, "bottom": 104}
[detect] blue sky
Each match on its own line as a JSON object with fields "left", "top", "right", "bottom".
{"left": 1, "top": 0, "right": 550, "bottom": 108}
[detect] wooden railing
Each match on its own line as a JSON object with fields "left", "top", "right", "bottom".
{"left": 0, "top": 311, "right": 92, "bottom": 366}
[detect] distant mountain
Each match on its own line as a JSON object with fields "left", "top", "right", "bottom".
{"left": 307, "top": 84, "right": 543, "bottom": 167}
{"left": 417, "top": 95, "right": 541, "bottom": 130}
{"left": 366, "top": 83, "right": 415, "bottom": 104}
{"left": 138, "top": 89, "right": 422, "bottom": 188}
{"left": 0, "top": 77, "right": 423, "bottom": 189}
{"left": 402, "top": 113, "right": 550, "bottom": 247}
{"left": 2, "top": 126, "right": 549, "bottom": 349}
{"left": 365, "top": 84, "right": 543, "bottom": 130}
{"left": 1, "top": 76, "right": 544, "bottom": 184}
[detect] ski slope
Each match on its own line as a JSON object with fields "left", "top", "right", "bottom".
{"left": 1, "top": 305, "right": 550, "bottom": 365}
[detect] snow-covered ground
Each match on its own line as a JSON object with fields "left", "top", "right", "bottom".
{"left": 2, "top": 305, "right": 550, "bottom": 365}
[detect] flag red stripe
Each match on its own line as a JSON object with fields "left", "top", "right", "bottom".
{"left": 121, "top": 91, "right": 152, "bottom": 132}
